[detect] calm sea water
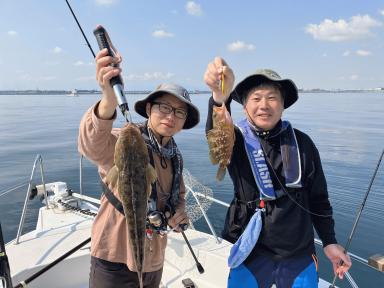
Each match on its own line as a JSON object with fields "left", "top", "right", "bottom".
{"left": 0, "top": 92, "right": 383, "bottom": 287}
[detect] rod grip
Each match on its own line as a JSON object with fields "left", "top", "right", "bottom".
{"left": 93, "top": 25, "right": 122, "bottom": 87}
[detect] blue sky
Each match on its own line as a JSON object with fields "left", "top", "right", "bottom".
{"left": 1, "top": 0, "right": 383, "bottom": 90}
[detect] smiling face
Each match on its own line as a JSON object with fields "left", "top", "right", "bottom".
{"left": 243, "top": 84, "right": 284, "bottom": 131}
{"left": 146, "top": 93, "right": 187, "bottom": 139}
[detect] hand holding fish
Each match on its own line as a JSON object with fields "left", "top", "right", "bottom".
{"left": 204, "top": 57, "right": 234, "bottom": 104}
{"left": 95, "top": 31, "right": 123, "bottom": 119}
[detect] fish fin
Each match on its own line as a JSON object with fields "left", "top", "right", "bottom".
{"left": 209, "top": 151, "right": 219, "bottom": 164}
{"left": 106, "top": 165, "right": 118, "bottom": 188}
{"left": 137, "top": 271, "right": 144, "bottom": 288}
{"left": 146, "top": 165, "right": 157, "bottom": 197}
{"left": 147, "top": 164, "right": 157, "bottom": 184}
{"left": 216, "top": 166, "right": 226, "bottom": 181}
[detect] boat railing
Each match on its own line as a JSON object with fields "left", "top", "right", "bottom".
{"left": 77, "top": 155, "right": 378, "bottom": 288}
{"left": 79, "top": 154, "right": 84, "bottom": 195}
{"left": 5, "top": 154, "right": 381, "bottom": 287}
{"left": 14, "top": 154, "right": 48, "bottom": 245}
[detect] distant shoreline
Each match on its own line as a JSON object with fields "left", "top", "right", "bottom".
{"left": 0, "top": 90, "right": 213, "bottom": 95}
{"left": 0, "top": 89, "right": 382, "bottom": 95}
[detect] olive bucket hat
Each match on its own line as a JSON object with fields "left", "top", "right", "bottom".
{"left": 134, "top": 83, "right": 200, "bottom": 129}
{"left": 231, "top": 69, "right": 298, "bottom": 109}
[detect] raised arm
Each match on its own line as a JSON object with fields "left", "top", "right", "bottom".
{"left": 78, "top": 45, "right": 123, "bottom": 179}
{"left": 204, "top": 57, "right": 235, "bottom": 133}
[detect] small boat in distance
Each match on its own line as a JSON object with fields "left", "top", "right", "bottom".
{"left": 67, "top": 89, "right": 79, "bottom": 97}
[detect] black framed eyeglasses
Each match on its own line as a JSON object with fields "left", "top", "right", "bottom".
{"left": 152, "top": 102, "right": 188, "bottom": 120}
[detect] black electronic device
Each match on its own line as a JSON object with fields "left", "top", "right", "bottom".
{"left": 93, "top": 25, "right": 129, "bottom": 119}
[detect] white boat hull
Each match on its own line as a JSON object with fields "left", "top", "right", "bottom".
{"left": 6, "top": 205, "right": 334, "bottom": 288}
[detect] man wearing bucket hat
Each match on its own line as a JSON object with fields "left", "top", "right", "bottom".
{"left": 78, "top": 47, "right": 199, "bottom": 287}
{"left": 204, "top": 57, "right": 351, "bottom": 287}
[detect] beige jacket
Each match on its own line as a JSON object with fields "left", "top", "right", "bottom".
{"left": 78, "top": 103, "right": 186, "bottom": 272}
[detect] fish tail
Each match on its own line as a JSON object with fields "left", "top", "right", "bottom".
{"left": 137, "top": 271, "right": 144, "bottom": 288}
{"left": 216, "top": 166, "right": 226, "bottom": 181}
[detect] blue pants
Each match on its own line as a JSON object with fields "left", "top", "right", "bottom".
{"left": 228, "top": 254, "right": 318, "bottom": 288}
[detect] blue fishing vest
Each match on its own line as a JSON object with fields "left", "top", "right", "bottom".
{"left": 236, "top": 119, "right": 302, "bottom": 201}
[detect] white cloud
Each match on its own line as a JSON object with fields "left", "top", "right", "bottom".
{"left": 73, "top": 61, "right": 93, "bottom": 66}
{"left": 322, "top": 53, "right": 327, "bottom": 57}
{"left": 186, "top": 1, "right": 202, "bottom": 16}
{"left": 342, "top": 50, "right": 350, "bottom": 56}
{"left": 380, "top": 10, "right": 384, "bottom": 16}
{"left": 152, "top": 30, "right": 174, "bottom": 38}
{"left": 305, "top": 14, "right": 382, "bottom": 42}
{"left": 7, "top": 30, "right": 17, "bottom": 36}
{"left": 52, "top": 47, "right": 63, "bottom": 54}
{"left": 227, "top": 41, "right": 255, "bottom": 52}
{"left": 125, "top": 72, "right": 174, "bottom": 81}
{"left": 74, "top": 60, "right": 85, "bottom": 66}
{"left": 350, "top": 74, "right": 359, "bottom": 80}
{"left": 95, "top": 0, "right": 117, "bottom": 6}
{"left": 356, "top": 50, "right": 371, "bottom": 56}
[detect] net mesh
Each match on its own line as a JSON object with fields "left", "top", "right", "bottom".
{"left": 183, "top": 168, "right": 213, "bottom": 223}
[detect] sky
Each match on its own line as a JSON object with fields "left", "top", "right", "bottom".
{"left": 1, "top": 0, "right": 383, "bottom": 91}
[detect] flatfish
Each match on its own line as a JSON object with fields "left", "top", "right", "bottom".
{"left": 206, "top": 103, "right": 235, "bottom": 181}
{"left": 107, "top": 123, "right": 156, "bottom": 288}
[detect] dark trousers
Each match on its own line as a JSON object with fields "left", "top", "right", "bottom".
{"left": 89, "top": 256, "right": 163, "bottom": 288}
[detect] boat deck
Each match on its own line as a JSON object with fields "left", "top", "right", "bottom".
{"left": 6, "top": 194, "right": 335, "bottom": 287}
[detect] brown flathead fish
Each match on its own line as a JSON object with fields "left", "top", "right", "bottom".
{"left": 107, "top": 123, "right": 156, "bottom": 288}
{"left": 206, "top": 103, "right": 235, "bottom": 181}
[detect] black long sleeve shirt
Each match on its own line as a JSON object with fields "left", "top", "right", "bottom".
{"left": 206, "top": 96, "right": 337, "bottom": 259}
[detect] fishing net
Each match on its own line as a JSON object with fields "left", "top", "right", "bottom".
{"left": 183, "top": 169, "right": 213, "bottom": 223}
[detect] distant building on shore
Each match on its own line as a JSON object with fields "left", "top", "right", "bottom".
{"left": 0, "top": 88, "right": 382, "bottom": 95}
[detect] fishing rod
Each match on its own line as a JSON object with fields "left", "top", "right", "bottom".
{"left": 66, "top": 0, "right": 204, "bottom": 277}
{"left": 13, "top": 237, "right": 91, "bottom": 288}
{"left": 65, "top": 0, "right": 130, "bottom": 122}
{"left": 329, "top": 149, "right": 384, "bottom": 288}
{"left": 10, "top": 3, "right": 127, "bottom": 287}
{"left": 64, "top": 0, "right": 95, "bottom": 58}
{"left": 0, "top": 223, "right": 13, "bottom": 288}
{"left": 181, "top": 230, "right": 205, "bottom": 274}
